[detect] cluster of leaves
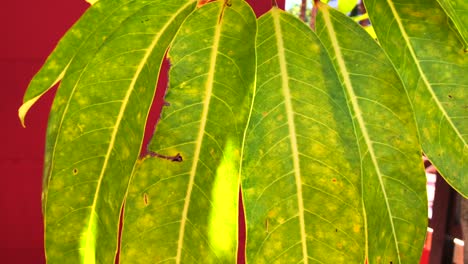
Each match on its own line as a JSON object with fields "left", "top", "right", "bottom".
{"left": 20, "top": 0, "right": 466, "bottom": 263}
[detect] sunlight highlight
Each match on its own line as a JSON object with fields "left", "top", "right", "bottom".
{"left": 208, "top": 140, "right": 238, "bottom": 257}
{"left": 80, "top": 214, "right": 97, "bottom": 264}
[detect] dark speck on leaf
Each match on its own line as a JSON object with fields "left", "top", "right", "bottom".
{"left": 143, "top": 193, "right": 149, "bottom": 206}
{"left": 73, "top": 168, "right": 78, "bottom": 175}
{"left": 148, "top": 151, "right": 183, "bottom": 162}
{"left": 171, "top": 153, "right": 183, "bottom": 162}
{"left": 448, "top": 94, "right": 453, "bottom": 99}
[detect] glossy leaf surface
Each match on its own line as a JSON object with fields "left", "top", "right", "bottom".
{"left": 364, "top": 0, "right": 468, "bottom": 196}
{"left": 316, "top": 4, "right": 427, "bottom": 263}
{"left": 121, "top": 0, "right": 256, "bottom": 262}
{"left": 20, "top": 0, "right": 466, "bottom": 263}
{"left": 31, "top": 0, "right": 197, "bottom": 262}
{"left": 241, "top": 7, "right": 426, "bottom": 264}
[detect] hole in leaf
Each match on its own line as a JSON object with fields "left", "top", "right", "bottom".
{"left": 140, "top": 57, "right": 170, "bottom": 158}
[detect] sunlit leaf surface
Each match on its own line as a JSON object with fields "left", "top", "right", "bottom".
{"left": 121, "top": 0, "right": 256, "bottom": 262}
{"left": 21, "top": 0, "right": 462, "bottom": 262}
{"left": 317, "top": 4, "right": 427, "bottom": 263}
{"left": 365, "top": 0, "right": 468, "bottom": 196}
{"left": 241, "top": 6, "right": 426, "bottom": 263}
{"left": 25, "top": 0, "right": 197, "bottom": 262}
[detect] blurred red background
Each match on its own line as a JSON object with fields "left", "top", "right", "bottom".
{"left": 0, "top": 0, "right": 284, "bottom": 263}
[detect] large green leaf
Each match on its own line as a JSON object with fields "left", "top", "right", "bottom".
{"left": 121, "top": 0, "right": 256, "bottom": 262}
{"left": 241, "top": 6, "right": 426, "bottom": 263}
{"left": 316, "top": 4, "right": 427, "bottom": 263}
{"left": 33, "top": 0, "right": 197, "bottom": 262}
{"left": 21, "top": 0, "right": 173, "bottom": 213}
{"left": 435, "top": 0, "right": 468, "bottom": 49}
{"left": 364, "top": 0, "right": 468, "bottom": 196}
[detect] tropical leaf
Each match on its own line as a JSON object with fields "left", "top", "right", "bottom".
{"left": 316, "top": 4, "right": 427, "bottom": 263}
{"left": 121, "top": 0, "right": 256, "bottom": 262}
{"left": 21, "top": 0, "right": 466, "bottom": 262}
{"left": 435, "top": 0, "right": 468, "bottom": 49}
{"left": 21, "top": 1, "right": 172, "bottom": 210}
{"left": 364, "top": 0, "right": 468, "bottom": 196}
{"left": 241, "top": 6, "right": 426, "bottom": 264}
{"left": 31, "top": 0, "right": 198, "bottom": 262}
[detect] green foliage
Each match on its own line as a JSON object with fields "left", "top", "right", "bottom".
{"left": 20, "top": 0, "right": 466, "bottom": 263}
{"left": 364, "top": 0, "right": 467, "bottom": 195}
{"left": 121, "top": 1, "right": 256, "bottom": 262}
{"left": 435, "top": 0, "right": 468, "bottom": 49}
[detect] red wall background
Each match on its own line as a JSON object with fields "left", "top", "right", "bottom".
{"left": 1, "top": 0, "right": 284, "bottom": 263}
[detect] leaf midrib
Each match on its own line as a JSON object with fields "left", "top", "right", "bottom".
{"left": 272, "top": 9, "right": 309, "bottom": 264}
{"left": 175, "top": 4, "right": 225, "bottom": 264}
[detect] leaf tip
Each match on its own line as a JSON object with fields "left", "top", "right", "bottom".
{"left": 18, "top": 95, "right": 41, "bottom": 128}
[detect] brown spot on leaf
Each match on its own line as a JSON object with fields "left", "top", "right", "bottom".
{"left": 148, "top": 151, "right": 183, "bottom": 162}
{"left": 143, "top": 193, "right": 149, "bottom": 206}
{"left": 73, "top": 168, "right": 78, "bottom": 175}
{"left": 171, "top": 153, "right": 183, "bottom": 162}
